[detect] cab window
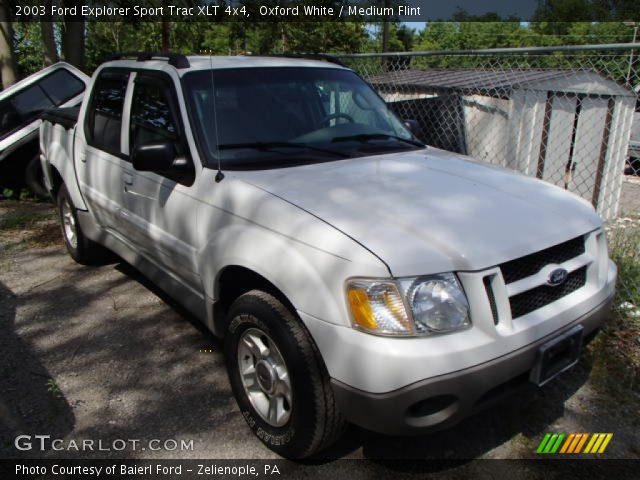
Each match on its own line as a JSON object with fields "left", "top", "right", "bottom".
{"left": 129, "top": 77, "right": 179, "bottom": 149}
{"left": 87, "top": 71, "right": 129, "bottom": 154}
{"left": 129, "top": 75, "right": 193, "bottom": 184}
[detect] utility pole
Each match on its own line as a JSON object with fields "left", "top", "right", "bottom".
{"left": 381, "top": 0, "right": 390, "bottom": 52}
{"left": 161, "top": 0, "right": 170, "bottom": 53}
{"left": 625, "top": 21, "right": 638, "bottom": 86}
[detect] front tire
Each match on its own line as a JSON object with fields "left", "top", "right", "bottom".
{"left": 57, "top": 184, "right": 110, "bottom": 265}
{"left": 224, "top": 290, "right": 345, "bottom": 459}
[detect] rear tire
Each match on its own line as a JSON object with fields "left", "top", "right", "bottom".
{"left": 25, "top": 155, "right": 49, "bottom": 199}
{"left": 224, "top": 290, "right": 345, "bottom": 459}
{"left": 57, "top": 184, "right": 110, "bottom": 265}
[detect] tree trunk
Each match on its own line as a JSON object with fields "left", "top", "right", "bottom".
{"left": 41, "top": 1, "right": 58, "bottom": 66}
{"left": 161, "top": 18, "right": 170, "bottom": 53}
{"left": 160, "top": 0, "right": 170, "bottom": 53}
{"left": 61, "top": 0, "right": 85, "bottom": 70}
{"left": 0, "top": 1, "right": 17, "bottom": 88}
{"left": 381, "top": 0, "right": 391, "bottom": 52}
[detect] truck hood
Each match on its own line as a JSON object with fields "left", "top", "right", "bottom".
{"left": 238, "top": 148, "right": 602, "bottom": 276}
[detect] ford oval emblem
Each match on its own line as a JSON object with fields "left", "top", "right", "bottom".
{"left": 547, "top": 267, "right": 569, "bottom": 287}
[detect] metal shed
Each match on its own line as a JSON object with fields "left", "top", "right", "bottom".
{"left": 369, "top": 69, "right": 636, "bottom": 219}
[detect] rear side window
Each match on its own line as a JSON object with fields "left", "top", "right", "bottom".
{"left": 39, "top": 69, "right": 85, "bottom": 104}
{"left": 0, "top": 101, "right": 21, "bottom": 137}
{"left": 12, "top": 85, "right": 53, "bottom": 117}
{"left": 87, "top": 71, "right": 129, "bottom": 154}
{"left": 0, "top": 68, "right": 86, "bottom": 140}
{"left": 0, "top": 86, "right": 53, "bottom": 139}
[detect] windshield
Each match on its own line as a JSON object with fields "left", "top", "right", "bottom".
{"left": 182, "top": 67, "right": 423, "bottom": 169}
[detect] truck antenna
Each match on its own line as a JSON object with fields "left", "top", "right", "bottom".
{"left": 207, "top": 51, "right": 224, "bottom": 182}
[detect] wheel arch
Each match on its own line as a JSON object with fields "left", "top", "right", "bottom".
{"left": 200, "top": 222, "right": 353, "bottom": 337}
{"left": 45, "top": 139, "right": 87, "bottom": 210}
{"left": 212, "top": 264, "right": 298, "bottom": 337}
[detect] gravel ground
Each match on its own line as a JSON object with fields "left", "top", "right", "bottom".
{"left": 0, "top": 199, "right": 639, "bottom": 463}
{"left": 620, "top": 176, "right": 640, "bottom": 216}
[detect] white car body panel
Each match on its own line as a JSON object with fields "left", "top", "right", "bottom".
{"left": 237, "top": 148, "right": 603, "bottom": 277}
{"left": 193, "top": 169, "right": 390, "bottom": 331}
{"left": 40, "top": 123, "right": 88, "bottom": 210}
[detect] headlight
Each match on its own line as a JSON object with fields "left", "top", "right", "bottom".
{"left": 399, "top": 274, "right": 470, "bottom": 334}
{"left": 346, "top": 274, "right": 470, "bottom": 336}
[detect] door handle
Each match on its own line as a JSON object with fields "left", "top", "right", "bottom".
{"left": 124, "top": 173, "right": 134, "bottom": 186}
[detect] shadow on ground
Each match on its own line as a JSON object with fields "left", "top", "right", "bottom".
{"left": 0, "top": 248, "right": 238, "bottom": 459}
{"left": 0, "top": 280, "right": 75, "bottom": 456}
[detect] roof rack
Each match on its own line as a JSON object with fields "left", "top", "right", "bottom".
{"left": 106, "top": 52, "right": 190, "bottom": 69}
{"left": 248, "top": 53, "right": 347, "bottom": 68}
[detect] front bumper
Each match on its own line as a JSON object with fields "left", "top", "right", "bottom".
{"left": 331, "top": 291, "right": 614, "bottom": 435}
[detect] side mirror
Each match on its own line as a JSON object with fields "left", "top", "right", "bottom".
{"left": 131, "top": 141, "right": 189, "bottom": 173}
{"left": 403, "top": 119, "right": 420, "bottom": 136}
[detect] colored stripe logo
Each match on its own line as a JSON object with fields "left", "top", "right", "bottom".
{"left": 536, "top": 433, "right": 613, "bottom": 454}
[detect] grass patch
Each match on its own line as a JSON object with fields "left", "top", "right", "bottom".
{"left": 0, "top": 210, "right": 55, "bottom": 231}
{"left": 590, "top": 216, "right": 640, "bottom": 397}
{"left": 46, "top": 378, "right": 62, "bottom": 399}
{"left": 0, "top": 201, "right": 60, "bottom": 253}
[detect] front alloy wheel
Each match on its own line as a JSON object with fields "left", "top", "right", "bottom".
{"left": 224, "top": 290, "right": 345, "bottom": 459}
{"left": 238, "top": 328, "right": 293, "bottom": 427}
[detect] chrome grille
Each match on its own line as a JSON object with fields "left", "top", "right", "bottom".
{"left": 500, "top": 236, "right": 585, "bottom": 285}
{"left": 509, "top": 266, "right": 587, "bottom": 319}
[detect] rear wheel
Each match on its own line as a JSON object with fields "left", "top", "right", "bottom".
{"left": 224, "top": 290, "right": 345, "bottom": 459}
{"left": 57, "top": 184, "right": 110, "bottom": 265}
{"left": 25, "top": 155, "right": 49, "bottom": 199}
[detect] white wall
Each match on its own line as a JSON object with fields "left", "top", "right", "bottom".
{"left": 462, "top": 94, "right": 510, "bottom": 166}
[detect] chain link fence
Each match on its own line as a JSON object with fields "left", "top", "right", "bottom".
{"left": 338, "top": 44, "right": 639, "bottom": 312}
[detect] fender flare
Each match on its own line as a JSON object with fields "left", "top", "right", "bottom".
{"left": 46, "top": 136, "right": 87, "bottom": 210}
{"left": 200, "top": 223, "right": 350, "bottom": 329}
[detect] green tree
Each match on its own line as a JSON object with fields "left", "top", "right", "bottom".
{"left": 413, "top": 22, "right": 462, "bottom": 51}
{"left": 13, "top": 22, "right": 46, "bottom": 76}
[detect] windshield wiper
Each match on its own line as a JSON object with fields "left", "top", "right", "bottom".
{"left": 331, "top": 133, "right": 425, "bottom": 148}
{"left": 218, "top": 141, "right": 349, "bottom": 158}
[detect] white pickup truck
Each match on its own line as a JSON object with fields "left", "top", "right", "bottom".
{"left": 40, "top": 53, "right": 617, "bottom": 459}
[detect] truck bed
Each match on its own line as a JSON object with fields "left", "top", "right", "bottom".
{"left": 40, "top": 105, "right": 86, "bottom": 208}
{"left": 40, "top": 106, "right": 80, "bottom": 130}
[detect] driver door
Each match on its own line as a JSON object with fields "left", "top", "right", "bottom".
{"left": 75, "top": 70, "right": 130, "bottom": 237}
{"left": 119, "top": 72, "right": 200, "bottom": 288}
